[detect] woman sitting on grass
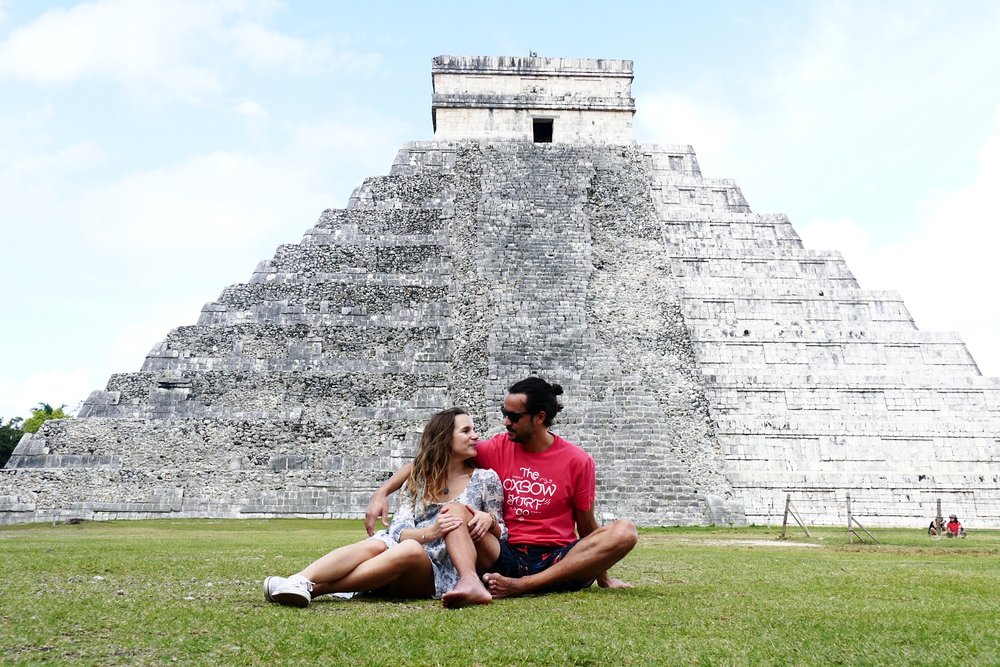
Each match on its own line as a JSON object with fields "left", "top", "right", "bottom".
{"left": 264, "top": 407, "right": 506, "bottom": 608}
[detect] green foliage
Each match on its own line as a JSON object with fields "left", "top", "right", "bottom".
{"left": 0, "top": 416, "right": 24, "bottom": 467}
{"left": 22, "top": 402, "right": 71, "bottom": 434}
{"left": 1, "top": 521, "right": 998, "bottom": 665}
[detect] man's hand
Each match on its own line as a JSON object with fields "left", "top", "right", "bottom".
{"left": 467, "top": 510, "right": 494, "bottom": 542}
{"left": 364, "top": 463, "right": 414, "bottom": 535}
{"left": 597, "top": 573, "right": 632, "bottom": 589}
{"left": 364, "top": 492, "right": 390, "bottom": 536}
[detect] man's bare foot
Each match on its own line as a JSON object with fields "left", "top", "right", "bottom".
{"left": 441, "top": 576, "right": 492, "bottom": 608}
{"left": 598, "top": 576, "right": 633, "bottom": 589}
{"left": 482, "top": 572, "right": 529, "bottom": 599}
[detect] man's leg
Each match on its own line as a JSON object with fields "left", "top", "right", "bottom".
{"left": 484, "top": 519, "right": 638, "bottom": 598}
{"left": 438, "top": 504, "right": 494, "bottom": 608}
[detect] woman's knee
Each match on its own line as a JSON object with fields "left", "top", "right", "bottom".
{"left": 365, "top": 539, "right": 389, "bottom": 557}
{"left": 397, "top": 539, "right": 429, "bottom": 564}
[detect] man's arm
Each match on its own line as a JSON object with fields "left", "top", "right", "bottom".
{"left": 574, "top": 508, "right": 632, "bottom": 589}
{"left": 574, "top": 507, "right": 600, "bottom": 539}
{"left": 364, "top": 462, "right": 413, "bottom": 536}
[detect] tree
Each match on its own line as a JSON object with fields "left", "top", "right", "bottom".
{"left": 0, "top": 417, "right": 24, "bottom": 467}
{"left": 22, "top": 402, "right": 71, "bottom": 435}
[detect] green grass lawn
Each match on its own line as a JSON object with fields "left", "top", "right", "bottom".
{"left": 1, "top": 520, "right": 997, "bottom": 666}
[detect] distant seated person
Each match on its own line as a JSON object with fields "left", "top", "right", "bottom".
{"left": 927, "top": 520, "right": 938, "bottom": 536}
{"left": 945, "top": 514, "right": 967, "bottom": 538}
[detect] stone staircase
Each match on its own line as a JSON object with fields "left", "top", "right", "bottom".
{"left": 645, "top": 144, "right": 1000, "bottom": 526}
{"left": 1, "top": 141, "right": 743, "bottom": 526}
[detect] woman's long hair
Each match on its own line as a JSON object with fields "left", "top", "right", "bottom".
{"left": 406, "top": 407, "right": 472, "bottom": 507}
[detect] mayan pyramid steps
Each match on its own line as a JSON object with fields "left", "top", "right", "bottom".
{"left": 3, "top": 55, "right": 998, "bottom": 527}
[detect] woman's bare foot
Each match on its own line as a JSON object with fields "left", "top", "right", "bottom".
{"left": 441, "top": 575, "right": 492, "bottom": 608}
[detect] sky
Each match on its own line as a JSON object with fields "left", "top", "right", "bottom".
{"left": 1, "top": 1, "right": 999, "bottom": 421}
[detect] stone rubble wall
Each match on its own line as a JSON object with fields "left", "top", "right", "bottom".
{"left": 4, "top": 138, "right": 998, "bottom": 528}
{"left": 1, "top": 158, "right": 460, "bottom": 523}
{"left": 0, "top": 141, "right": 740, "bottom": 526}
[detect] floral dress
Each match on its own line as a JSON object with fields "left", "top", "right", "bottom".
{"left": 374, "top": 467, "right": 507, "bottom": 598}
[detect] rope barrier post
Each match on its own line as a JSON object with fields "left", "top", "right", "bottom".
{"left": 935, "top": 498, "right": 944, "bottom": 538}
{"left": 846, "top": 493, "right": 854, "bottom": 544}
{"left": 780, "top": 493, "right": 791, "bottom": 540}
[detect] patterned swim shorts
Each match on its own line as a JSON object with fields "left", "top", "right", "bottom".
{"left": 493, "top": 540, "right": 595, "bottom": 593}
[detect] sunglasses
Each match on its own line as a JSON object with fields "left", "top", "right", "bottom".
{"left": 500, "top": 407, "right": 532, "bottom": 422}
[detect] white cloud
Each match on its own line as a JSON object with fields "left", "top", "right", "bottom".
{"left": 63, "top": 150, "right": 331, "bottom": 272}
{"left": 0, "top": 139, "right": 109, "bottom": 248}
{"left": 225, "top": 21, "right": 307, "bottom": 70}
{"left": 291, "top": 117, "right": 407, "bottom": 163}
{"left": 0, "top": 0, "right": 226, "bottom": 101}
{"left": 106, "top": 302, "right": 204, "bottom": 371}
{"left": 757, "top": 3, "right": 1000, "bottom": 168}
{"left": 0, "top": 0, "right": 376, "bottom": 103}
{"left": 235, "top": 99, "right": 269, "bottom": 134}
{"left": 235, "top": 99, "right": 268, "bottom": 119}
{"left": 0, "top": 103, "right": 55, "bottom": 154}
{"left": 2, "top": 140, "right": 107, "bottom": 181}
{"left": 800, "top": 107, "right": 1000, "bottom": 377}
{"left": 798, "top": 217, "right": 876, "bottom": 287}
{"left": 634, "top": 92, "right": 740, "bottom": 173}
{"left": 0, "top": 368, "right": 94, "bottom": 421}
{"left": 875, "top": 109, "right": 1000, "bottom": 376}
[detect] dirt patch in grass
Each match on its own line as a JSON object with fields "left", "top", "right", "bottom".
{"left": 698, "top": 538, "right": 822, "bottom": 548}
{"left": 639, "top": 533, "right": 821, "bottom": 548}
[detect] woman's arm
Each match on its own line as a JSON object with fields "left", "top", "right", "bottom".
{"left": 396, "top": 525, "right": 441, "bottom": 545}
{"left": 394, "top": 505, "right": 465, "bottom": 544}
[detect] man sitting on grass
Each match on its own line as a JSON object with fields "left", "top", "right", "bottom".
{"left": 366, "top": 377, "right": 638, "bottom": 597}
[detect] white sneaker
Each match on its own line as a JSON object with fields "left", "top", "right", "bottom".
{"left": 263, "top": 575, "right": 288, "bottom": 602}
{"left": 264, "top": 575, "right": 313, "bottom": 608}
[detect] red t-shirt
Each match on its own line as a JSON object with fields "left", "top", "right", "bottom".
{"left": 474, "top": 432, "right": 596, "bottom": 546}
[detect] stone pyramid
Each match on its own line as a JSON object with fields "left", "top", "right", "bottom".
{"left": 4, "top": 55, "right": 999, "bottom": 528}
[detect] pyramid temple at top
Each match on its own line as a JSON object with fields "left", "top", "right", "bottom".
{"left": 4, "top": 55, "right": 1000, "bottom": 528}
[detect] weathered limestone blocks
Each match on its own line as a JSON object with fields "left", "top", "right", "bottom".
{"left": 643, "top": 144, "right": 703, "bottom": 177}
{"left": 3, "top": 54, "right": 998, "bottom": 529}
{"left": 80, "top": 371, "right": 445, "bottom": 419}
{"left": 649, "top": 145, "right": 1000, "bottom": 526}
{"left": 141, "top": 324, "right": 448, "bottom": 374}
{"left": 349, "top": 173, "right": 452, "bottom": 210}
{"left": 253, "top": 243, "right": 449, "bottom": 279}
{"left": 431, "top": 56, "right": 635, "bottom": 144}
{"left": 443, "top": 141, "right": 742, "bottom": 525}
{"left": 683, "top": 287, "right": 916, "bottom": 326}
{"left": 308, "top": 208, "right": 445, "bottom": 235}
